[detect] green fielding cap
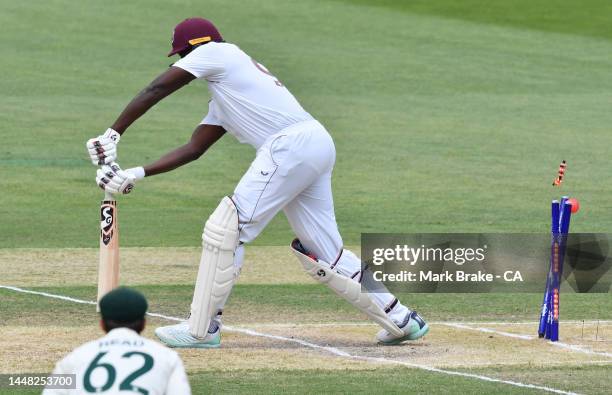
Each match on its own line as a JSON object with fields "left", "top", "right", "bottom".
{"left": 99, "top": 287, "right": 148, "bottom": 322}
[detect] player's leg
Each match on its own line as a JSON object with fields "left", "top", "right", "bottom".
{"left": 155, "top": 196, "right": 240, "bottom": 348}
{"left": 156, "top": 130, "right": 323, "bottom": 347}
{"left": 203, "top": 123, "right": 338, "bottom": 325}
{"left": 284, "top": 172, "right": 429, "bottom": 344}
{"left": 155, "top": 241, "right": 245, "bottom": 348}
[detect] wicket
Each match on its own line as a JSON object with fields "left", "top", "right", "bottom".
{"left": 538, "top": 196, "right": 573, "bottom": 341}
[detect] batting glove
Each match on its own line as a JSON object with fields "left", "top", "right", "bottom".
{"left": 86, "top": 128, "right": 121, "bottom": 165}
{"left": 96, "top": 162, "right": 145, "bottom": 195}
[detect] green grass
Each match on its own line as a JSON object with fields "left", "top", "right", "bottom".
{"left": 2, "top": 0, "right": 612, "bottom": 248}
{"left": 343, "top": 0, "right": 612, "bottom": 41}
{"left": 1, "top": 284, "right": 609, "bottom": 393}
{"left": 0, "top": 371, "right": 551, "bottom": 395}
{"left": 0, "top": 389, "right": 39, "bottom": 395}
{"left": 2, "top": 366, "right": 606, "bottom": 395}
{"left": 2, "top": 2, "right": 611, "bottom": 392}
{"left": 1, "top": 286, "right": 609, "bottom": 326}
{"left": 467, "top": 365, "right": 612, "bottom": 395}
{"left": 1, "top": 368, "right": 607, "bottom": 395}
{"left": 188, "top": 369, "right": 535, "bottom": 395}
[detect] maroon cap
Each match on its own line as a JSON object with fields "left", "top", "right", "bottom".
{"left": 168, "top": 17, "right": 223, "bottom": 57}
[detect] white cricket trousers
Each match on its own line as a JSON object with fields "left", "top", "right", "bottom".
{"left": 233, "top": 119, "right": 340, "bottom": 261}
{"left": 231, "top": 119, "right": 407, "bottom": 318}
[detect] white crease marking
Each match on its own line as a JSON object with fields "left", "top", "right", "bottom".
{"left": 443, "top": 323, "right": 535, "bottom": 340}
{"left": 442, "top": 323, "right": 612, "bottom": 359}
{"left": 0, "top": 285, "right": 584, "bottom": 394}
{"left": 549, "top": 341, "right": 612, "bottom": 359}
{"left": 232, "top": 320, "right": 612, "bottom": 327}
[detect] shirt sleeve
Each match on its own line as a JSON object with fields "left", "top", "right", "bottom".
{"left": 41, "top": 359, "right": 68, "bottom": 395}
{"left": 200, "top": 100, "right": 223, "bottom": 126}
{"left": 165, "top": 355, "right": 191, "bottom": 395}
{"left": 172, "top": 44, "right": 225, "bottom": 79}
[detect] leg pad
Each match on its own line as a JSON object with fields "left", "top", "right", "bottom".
{"left": 290, "top": 239, "right": 403, "bottom": 337}
{"left": 189, "top": 197, "right": 239, "bottom": 338}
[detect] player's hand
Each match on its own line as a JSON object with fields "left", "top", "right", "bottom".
{"left": 86, "top": 128, "right": 121, "bottom": 165}
{"left": 96, "top": 163, "right": 145, "bottom": 195}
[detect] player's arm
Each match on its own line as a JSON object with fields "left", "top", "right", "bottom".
{"left": 86, "top": 67, "right": 195, "bottom": 166}
{"left": 144, "top": 123, "right": 226, "bottom": 176}
{"left": 96, "top": 124, "right": 225, "bottom": 194}
{"left": 165, "top": 355, "right": 191, "bottom": 395}
{"left": 41, "top": 359, "right": 68, "bottom": 394}
{"left": 112, "top": 67, "right": 195, "bottom": 134}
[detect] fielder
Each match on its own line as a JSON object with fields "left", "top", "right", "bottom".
{"left": 87, "top": 17, "right": 428, "bottom": 348}
{"left": 43, "top": 287, "right": 190, "bottom": 394}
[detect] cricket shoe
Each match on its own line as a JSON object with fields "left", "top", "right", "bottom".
{"left": 155, "top": 320, "right": 221, "bottom": 349}
{"left": 376, "top": 311, "right": 429, "bottom": 345}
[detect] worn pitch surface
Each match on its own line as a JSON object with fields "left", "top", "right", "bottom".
{"left": 1, "top": 248, "right": 610, "bottom": 394}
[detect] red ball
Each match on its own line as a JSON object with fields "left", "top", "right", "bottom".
{"left": 567, "top": 198, "right": 580, "bottom": 214}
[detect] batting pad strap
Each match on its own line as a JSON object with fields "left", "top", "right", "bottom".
{"left": 290, "top": 239, "right": 403, "bottom": 337}
{"left": 189, "top": 197, "right": 239, "bottom": 338}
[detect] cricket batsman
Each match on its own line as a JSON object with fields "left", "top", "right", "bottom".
{"left": 44, "top": 287, "right": 191, "bottom": 394}
{"left": 87, "top": 18, "right": 428, "bottom": 348}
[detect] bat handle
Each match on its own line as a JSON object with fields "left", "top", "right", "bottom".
{"left": 104, "top": 191, "right": 116, "bottom": 201}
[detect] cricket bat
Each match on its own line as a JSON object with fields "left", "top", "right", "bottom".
{"left": 97, "top": 191, "right": 120, "bottom": 310}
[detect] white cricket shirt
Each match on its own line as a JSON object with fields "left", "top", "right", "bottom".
{"left": 173, "top": 42, "right": 313, "bottom": 149}
{"left": 43, "top": 328, "right": 190, "bottom": 395}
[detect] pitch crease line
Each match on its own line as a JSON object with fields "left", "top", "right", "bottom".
{"left": 225, "top": 320, "right": 611, "bottom": 327}
{"left": 443, "top": 323, "right": 612, "bottom": 359}
{"left": 1, "top": 285, "right": 582, "bottom": 394}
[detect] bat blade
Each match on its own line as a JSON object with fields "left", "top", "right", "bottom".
{"left": 97, "top": 192, "right": 120, "bottom": 310}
